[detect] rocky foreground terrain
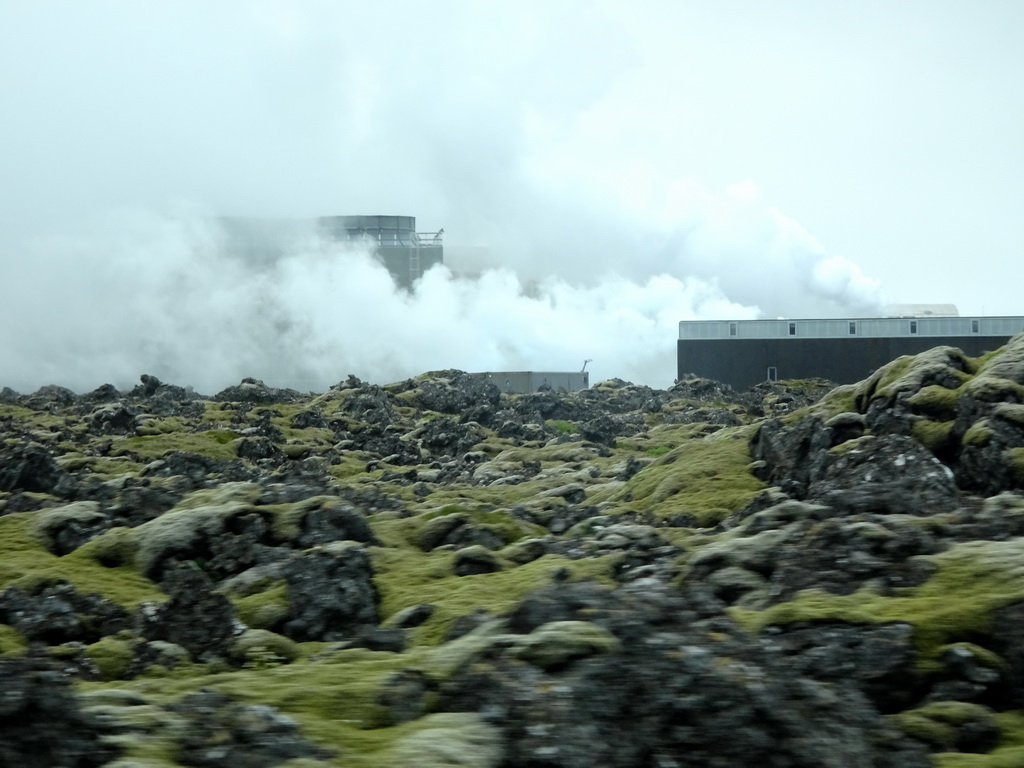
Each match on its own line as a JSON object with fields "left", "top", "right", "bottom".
{"left": 2, "top": 334, "right": 1024, "bottom": 767}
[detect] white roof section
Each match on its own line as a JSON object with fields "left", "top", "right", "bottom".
{"left": 883, "top": 303, "right": 960, "bottom": 317}
{"left": 679, "top": 316, "right": 1024, "bottom": 340}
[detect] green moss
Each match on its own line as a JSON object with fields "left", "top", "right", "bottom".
{"left": 908, "top": 385, "right": 964, "bottom": 420}
{"left": 75, "top": 526, "right": 139, "bottom": 569}
{"left": 934, "top": 712, "right": 1024, "bottom": 767}
{"left": 133, "top": 416, "right": 189, "bottom": 437}
{"left": 588, "top": 426, "right": 765, "bottom": 526}
{"left": 827, "top": 435, "right": 875, "bottom": 455}
{"left": 0, "top": 404, "right": 36, "bottom": 420}
{"left": 174, "top": 483, "right": 264, "bottom": 510}
{"left": 732, "top": 537, "right": 1024, "bottom": 670}
{"left": 1011, "top": 448, "right": 1024, "bottom": 483}
{"left": 83, "top": 647, "right": 465, "bottom": 765}
{"left": 972, "top": 346, "right": 1010, "bottom": 372}
{"left": 32, "top": 501, "right": 107, "bottom": 550}
{"left": 231, "top": 629, "right": 301, "bottom": 668}
{"left": 964, "top": 421, "right": 995, "bottom": 447}
{"left": 911, "top": 420, "right": 956, "bottom": 452}
{"left": 0, "top": 513, "right": 161, "bottom": 607}
{"left": 0, "top": 624, "right": 27, "bottom": 656}
{"left": 207, "top": 429, "right": 240, "bottom": 445}
{"left": 329, "top": 453, "right": 374, "bottom": 480}
{"left": 871, "top": 356, "right": 916, "bottom": 399}
{"left": 937, "top": 642, "right": 1009, "bottom": 672}
{"left": 232, "top": 583, "right": 291, "bottom": 630}
{"left": 373, "top": 505, "right": 547, "bottom": 552}
{"left": 892, "top": 700, "right": 995, "bottom": 750}
{"left": 55, "top": 455, "right": 146, "bottom": 478}
{"left": 382, "top": 712, "right": 502, "bottom": 767}
{"left": 510, "top": 620, "right": 622, "bottom": 669}
{"left": 74, "top": 647, "right": 438, "bottom": 765}
{"left": 546, "top": 420, "right": 577, "bottom": 435}
{"left": 373, "top": 547, "right": 616, "bottom": 646}
{"left": 85, "top": 635, "right": 135, "bottom": 681}
{"left": 618, "top": 422, "right": 707, "bottom": 455}
{"left": 110, "top": 429, "right": 241, "bottom": 461}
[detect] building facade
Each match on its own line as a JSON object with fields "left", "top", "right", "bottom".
{"left": 677, "top": 316, "right": 1024, "bottom": 390}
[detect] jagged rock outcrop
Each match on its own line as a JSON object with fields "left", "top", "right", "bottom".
{"left": 280, "top": 542, "right": 378, "bottom": 641}
{"left": 439, "top": 581, "right": 931, "bottom": 767}
{"left": 213, "top": 377, "right": 302, "bottom": 404}
{"left": 137, "top": 563, "right": 239, "bottom": 661}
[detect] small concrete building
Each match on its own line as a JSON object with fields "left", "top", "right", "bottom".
{"left": 677, "top": 313, "right": 1024, "bottom": 391}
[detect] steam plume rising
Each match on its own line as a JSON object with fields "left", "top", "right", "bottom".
{"left": 0, "top": 192, "right": 882, "bottom": 394}
{"left": 0, "top": 2, "right": 897, "bottom": 394}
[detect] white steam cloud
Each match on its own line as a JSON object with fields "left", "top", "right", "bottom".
{"left": 0, "top": 208, "right": 759, "bottom": 393}
{"left": 0, "top": 196, "right": 878, "bottom": 394}
{"left": 0, "top": 2, "right": 893, "bottom": 394}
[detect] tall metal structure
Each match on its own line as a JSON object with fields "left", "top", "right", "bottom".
{"left": 219, "top": 214, "right": 443, "bottom": 290}
{"left": 317, "top": 215, "right": 443, "bottom": 290}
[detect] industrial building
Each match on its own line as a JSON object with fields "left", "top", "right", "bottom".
{"left": 317, "top": 215, "right": 443, "bottom": 289}
{"left": 219, "top": 214, "right": 443, "bottom": 290}
{"left": 678, "top": 312, "right": 1024, "bottom": 391}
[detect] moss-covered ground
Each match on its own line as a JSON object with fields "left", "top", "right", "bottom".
{"left": 4, "top": 344, "right": 1024, "bottom": 764}
{"left": 588, "top": 425, "right": 766, "bottom": 526}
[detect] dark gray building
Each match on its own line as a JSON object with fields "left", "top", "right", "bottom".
{"left": 677, "top": 315, "right": 1024, "bottom": 390}
{"left": 219, "top": 214, "right": 443, "bottom": 290}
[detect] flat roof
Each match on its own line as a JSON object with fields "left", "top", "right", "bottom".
{"left": 679, "top": 316, "right": 1024, "bottom": 340}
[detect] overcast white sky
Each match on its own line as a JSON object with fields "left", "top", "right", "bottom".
{"left": 1, "top": 1, "right": 1021, "bottom": 392}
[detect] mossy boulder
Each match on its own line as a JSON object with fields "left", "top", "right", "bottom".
{"left": 85, "top": 634, "right": 135, "bottom": 681}
{"left": 383, "top": 712, "right": 504, "bottom": 768}
{"left": 32, "top": 501, "right": 110, "bottom": 555}
{"left": 892, "top": 701, "right": 999, "bottom": 753}
{"left": 509, "top": 620, "right": 622, "bottom": 670}
{"left": 230, "top": 628, "right": 300, "bottom": 668}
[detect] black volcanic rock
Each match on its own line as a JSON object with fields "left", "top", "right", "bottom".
{"left": 138, "top": 563, "right": 239, "bottom": 662}
{"left": 0, "top": 442, "right": 64, "bottom": 494}
{"left": 213, "top": 377, "right": 301, "bottom": 404}
{"left": 807, "top": 433, "right": 960, "bottom": 515}
{"left": 411, "top": 369, "right": 501, "bottom": 416}
{"left": 441, "top": 580, "right": 931, "bottom": 767}
{"left": 0, "top": 581, "right": 130, "bottom": 645}
{"left": 168, "top": 689, "right": 334, "bottom": 766}
{"left": 0, "top": 652, "right": 119, "bottom": 768}
{"left": 280, "top": 543, "right": 378, "bottom": 641}
{"left": 137, "top": 563, "right": 238, "bottom": 660}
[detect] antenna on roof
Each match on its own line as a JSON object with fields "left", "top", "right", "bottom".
{"left": 581, "top": 359, "right": 592, "bottom": 373}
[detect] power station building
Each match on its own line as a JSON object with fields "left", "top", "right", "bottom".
{"left": 678, "top": 312, "right": 1024, "bottom": 390}
{"left": 220, "top": 214, "right": 443, "bottom": 290}
{"left": 317, "top": 215, "right": 444, "bottom": 290}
